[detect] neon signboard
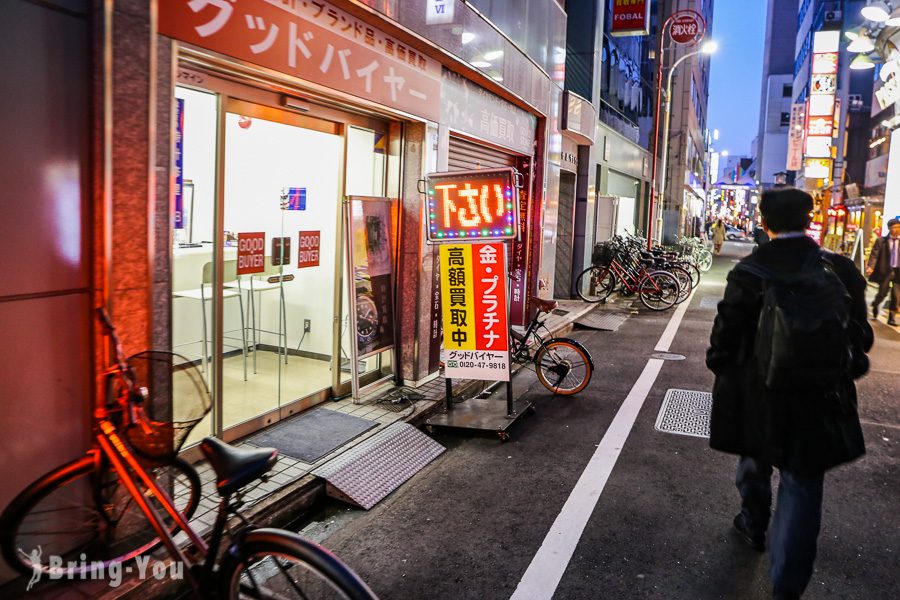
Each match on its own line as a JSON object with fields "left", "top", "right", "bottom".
{"left": 425, "top": 168, "right": 519, "bottom": 241}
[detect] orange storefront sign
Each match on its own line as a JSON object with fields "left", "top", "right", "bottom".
{"left": 159, "top": 0, "right": 441, "bottom": 122}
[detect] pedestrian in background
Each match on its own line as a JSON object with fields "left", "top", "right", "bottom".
{"left": 753, "top": 223, "right": 770, "bottom": 251}
{"left": 866, "top": 217, "right": 900, "bottom": 326}
{"left": 707, "top": 187, "right": 873, "bottom": 600}
{"left": 712, "top": 218, "right": 727, "bottom": 254}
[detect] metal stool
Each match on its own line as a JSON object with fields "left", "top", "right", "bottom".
{"left": 173, "top": 260, "right": 248, "bottom": 382}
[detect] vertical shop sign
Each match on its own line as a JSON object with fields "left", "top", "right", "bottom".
{"left": 159, "top": 0, "right": 442, "bottom": 122}
{"left": 297, "top": 231, "right": 320, "bottom": 268}
{"left": 440, "top": 243, "right": 510, "bottom": 381}
{"left": 610, "top": 0, "right": 651, "bottom": 37}
{"left": 174, "top": 98, "right": 185, "bottom": 229}
{"left": 272, "top": 236, "right": 291, "bottom": 266}
{"left": 428, "top": 247, "right": 442, "bottom": 373}
{"left": 508, "top": 184, "right": 530, "bottom": 326}
{"left": 237, "top": 232, "right": 265, "bottom": 275}
{"left": 803, "top": 30, "right": 839, "bottom": 181}
{"left": 348, "top": 198, "right": 396, "bottom": 358}
{"left": 786, "top": 103, "right": 806, "bottom": 170}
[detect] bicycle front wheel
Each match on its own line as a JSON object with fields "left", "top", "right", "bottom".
{"left": 667, "top": 266, "right": 693, "bottom": 304}
{"left": 575, "top": 265, "right": 616, "bottom": 303}
{"left": 221, "top": 528, "right": 377, "bottom": 600}
{"left": 696, "top": 250, "right": 713, "bottom": 272}
{"left": 0, "top": 455, "right": 200, "bottom": 578}
{"left": 534, "top": 338, "right": 593, "bottom": 395}
{"left": 638, "top": 271, "right": 679, "bottom": 311}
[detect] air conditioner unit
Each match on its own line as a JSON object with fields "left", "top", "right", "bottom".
{"left": 825, "top": 10, "right": 842, "bottom": 23}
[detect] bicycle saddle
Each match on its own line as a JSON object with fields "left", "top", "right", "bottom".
{"left": 640, "top": 258, "right": 655, "bottom": 267}
{"left": 530, "top": 296, "right": 558, "bottom": 313}
{"left": 200, "top": 436, "right": 279, "bottom": 497}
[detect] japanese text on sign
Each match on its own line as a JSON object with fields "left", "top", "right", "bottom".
{"left": 159, "top": 0, "right": 442, "bottom": 122}
{"left": 440, "top": 243, "right": 510, "bottom": 381}
{"left": 426, "top": 168, "right": 518, "bottom": 242}
{"left": 610, "top": 0, "right": 650, "bottom": 37}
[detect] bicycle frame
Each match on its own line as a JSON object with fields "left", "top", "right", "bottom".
{"left": 92, "top": 418, "right": 209, "bottom": 595}
{"left": 604, "top": 258, "right": 664, "bottom": 295}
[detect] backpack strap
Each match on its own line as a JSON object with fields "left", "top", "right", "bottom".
{"left": 733, "top": 260, "right": 773, "bottom": 280}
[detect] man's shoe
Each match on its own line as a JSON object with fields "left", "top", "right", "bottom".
{"left": 872, "top": 304, "right": 880, "bottom": 320}
{"left": 889, "top": 317, "right": 897, "bottom": 326}
{"left": 732, "top": 514, "right": 766, "bottom": 552}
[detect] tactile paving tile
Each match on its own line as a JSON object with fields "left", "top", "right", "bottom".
{"left": 655, "top": 389, "right": 712, "bottom": 438}
{"left": 312, "top": 422, "right": 445, "bottom": 510}
{"left": 699, "top": 296, "right": 721, "bottom": 309}
{"left": 573, "top": 308, "right": 629, "bottom": 331}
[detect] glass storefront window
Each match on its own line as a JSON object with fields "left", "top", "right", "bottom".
{"left": 172, "top": 86, "right": 218, "bottom": 445}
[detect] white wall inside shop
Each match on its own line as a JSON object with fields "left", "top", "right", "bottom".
{"left": 172, "top": 89, "right": 347, "bottom": 362}
{"left": 223, "top": 113, "right": 342, "bottom": 358}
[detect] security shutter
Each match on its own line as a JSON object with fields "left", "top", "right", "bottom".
{"left": 448, "top": 135, "right": 519, "bottom": 171}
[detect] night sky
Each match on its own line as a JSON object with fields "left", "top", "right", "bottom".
{"left": 706, "top": 1, "right": 767, "bottom": 158}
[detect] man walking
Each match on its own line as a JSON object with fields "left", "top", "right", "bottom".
{"left": 707, "top": 188, "right": 873, "bottom": 599}
{"left": 866, "top": 217, "right": 900, "bottom": 325}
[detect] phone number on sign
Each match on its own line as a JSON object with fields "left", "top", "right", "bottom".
{"left": 447, "top": 361, "right": 505, "bottom": 369}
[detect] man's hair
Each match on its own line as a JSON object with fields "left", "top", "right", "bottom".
{"left": 759, "top": 187, "right": 813, "bottom": 233}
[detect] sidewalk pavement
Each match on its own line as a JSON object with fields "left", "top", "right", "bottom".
{"left": 10, "top": 297, "right": 603, "bottom": 599}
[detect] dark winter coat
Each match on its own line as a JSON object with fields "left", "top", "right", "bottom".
{"left": 706, "top": 236, "right": 873, "bottom": 474}
{"left": 867, "top": 235, "right": 899, "bottom": 283}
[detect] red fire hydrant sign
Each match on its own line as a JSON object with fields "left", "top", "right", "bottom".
{"left": 237, "top": 232, "right": 265, "bottom": 275}
{"left": 297, "top": 231, "right": 321, "bottom": 268}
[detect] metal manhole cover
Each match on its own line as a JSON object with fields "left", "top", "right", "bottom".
{"left": 651, "top": 352, "right": 685, "bottom": 361}
{"left": 699, "top": 297, "right": 721, "bottom": 309}
{"left": 655, "top": 389, "right": 712, "bottom": 438}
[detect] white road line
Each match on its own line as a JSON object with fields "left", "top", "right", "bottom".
{"left": 655, "top": 294, "right": 695, "bottom": 352}
{"left": 510, "top": 294, "right": 695, "bottom": 600}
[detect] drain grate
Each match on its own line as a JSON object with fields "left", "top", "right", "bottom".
{"left": 574, "top": 308, "right": 629, "bottom": 331}
{"left": 551, "top": 308, "right": 571, "bottom": 316}
{"left": 312, "top": 422, "right": 445, "bottom": 509}
{"left": 655, "top": 389, "right": 712, "bottom": 438}
{"left": 699, "top": 296, "right": 721, "bottom": 309}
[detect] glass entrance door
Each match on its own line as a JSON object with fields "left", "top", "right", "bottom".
{"left": 172, "top": 76, "right": 397, "bottom": 441}
{"left": 220, "top": 99, "right": 343, "bottom": 434}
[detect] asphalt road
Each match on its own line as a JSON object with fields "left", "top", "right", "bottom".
{"left": 305, "top": 242, "right": 900, "bottom": 600}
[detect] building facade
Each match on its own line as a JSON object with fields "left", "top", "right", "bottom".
{"left": 658, "top": 0, "right": 715, "bottom": 243}
{"left": 0, "top": 3, "right": 569, "bottom": 586}
{"left": 791, "top": 0, "right": 875, "bottom": 246}
{"left": 755, "top": 0, "right": 798, "bottom": 189}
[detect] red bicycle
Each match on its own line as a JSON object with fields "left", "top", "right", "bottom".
{"left": 575, "top": 243, "right": 680, "bottom": 311}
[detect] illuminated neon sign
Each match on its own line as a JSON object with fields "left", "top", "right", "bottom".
{"left": 425, "top": 168, "right": 519, "bottom": 241}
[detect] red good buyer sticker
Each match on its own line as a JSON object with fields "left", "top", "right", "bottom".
{"left": 237, "top": 232, "right": 265, "bottom": 275}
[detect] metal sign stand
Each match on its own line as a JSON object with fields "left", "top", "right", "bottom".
{"left": 427, "top": 369, "right": 532, "bottom": 442}
{"left": 421, "top": 168, "right": 533, "bottom": 441}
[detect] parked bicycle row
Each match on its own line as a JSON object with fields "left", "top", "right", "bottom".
{"left": 575, "top": 234, "right": 711, "bottom": 311}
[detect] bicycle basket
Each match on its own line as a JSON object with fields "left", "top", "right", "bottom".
{"left": 122, "top": 351, "right": 211, "bottom": 464}
{"left": 592, "top": 242, "right": 615, "bottom": 265}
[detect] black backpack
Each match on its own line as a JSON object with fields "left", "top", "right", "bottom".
{"left": 736, "top": 250, "right": 853, "bottom": 391}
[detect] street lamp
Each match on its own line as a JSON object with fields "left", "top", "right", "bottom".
{"left": 655, "top": 40, "right": 718, "bottom": 244}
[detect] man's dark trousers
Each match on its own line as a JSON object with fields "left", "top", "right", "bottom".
{"left": 872, "top": 267, "right": 900, "bottom": 314}
{"left": 737, "top": 457, "right": 825, "bottom": 597}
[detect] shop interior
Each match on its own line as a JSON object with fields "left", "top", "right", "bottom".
{"left": 171, "top": 83, "right": 393, "bottom": 444}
